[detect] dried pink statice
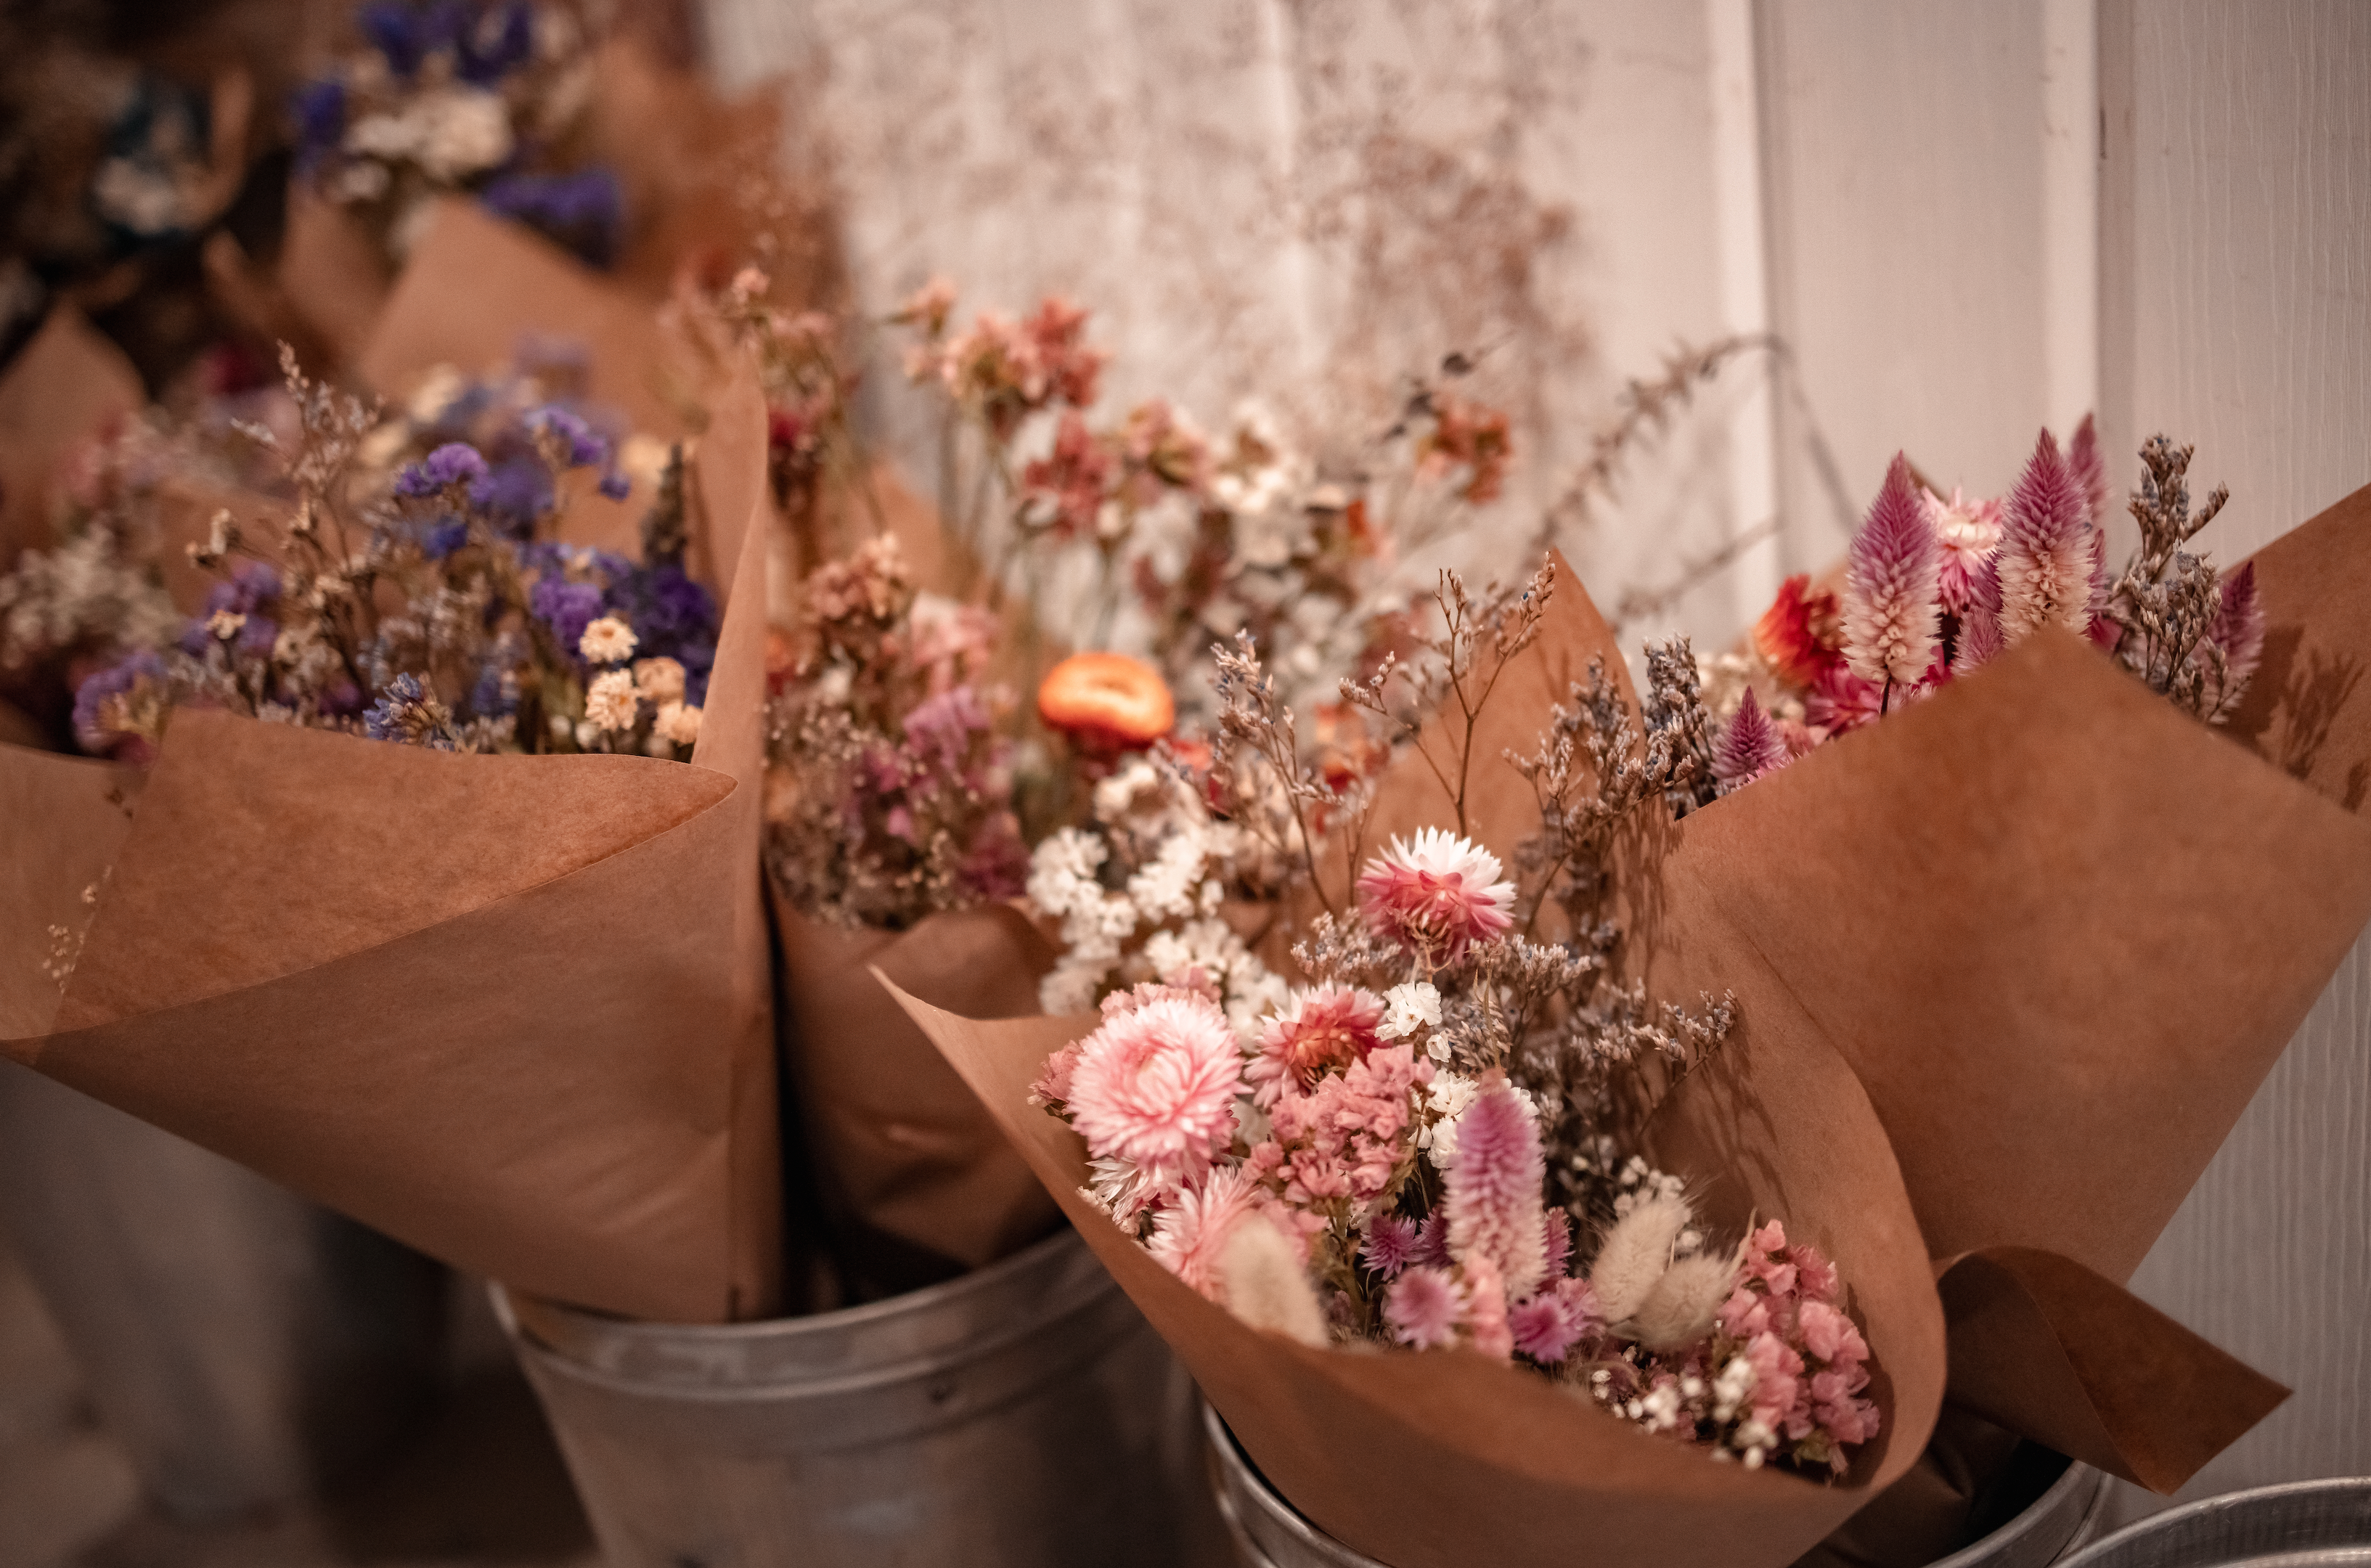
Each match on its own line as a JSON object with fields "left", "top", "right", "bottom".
{"left": 1711, "top": 688, "right": 1790, "bottom": 795}
{"left": 1997, "top": 429, "right": 2099, "bottom": 643}
{"left": 1148, "top": 1167, "right": 1265, "bottom": 1298}
{"left": 1257, "top": 1042, "right": 1431, "bottom": 1214}
{"left": 1841, "top": 454, "right": 1941, "bottom": 690}
{"left": 1355, "top": 828, "right": 1516, "bottom": 963}
{"left": 1384, "top": 1265, "right": 1466, "bottom": 1349}
{"left": 1924, "top": 486, "right": 2004, "bottom": 615}
{"left": 1066, "top": 993, "right": 1243, "bottom": 1193}
{"left": 1444, "top": 1080, "right": 1549, "bottom": 1297}
{"left": 1249, "top": 984, "right": 1387, "bottom": 1108}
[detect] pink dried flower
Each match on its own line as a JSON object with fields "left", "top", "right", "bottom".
{"left": 1410, "top": 1210, "right": 1450, "bottom": 1268}
{"left": 2068, "top": 413, "right": 2108, "bottom": 530}
{"left": 1842, "top": 453, "right": 1941, "bottom": 687}
{"left": 1464, "top": 1254, "right": 1515, "bottom": 1358}
{"left": 1101, "top": 979, "right": 1223, "bottom": 1019}
{"left": 1541, "top": 1210, "right": 1572, "bottom": 1278}
{"left": 1924, "top": 486, "right": 2005, "bottom": 615}
{"left": 1712, "top": 687, "right": 1790, "bottom": 795}
{"left": 1362, "top": 1213, "right": 1421, "bottom": 1278}
{"left": 1998, "top": 429, "right": 2099, "bottom": 643}
{"left": 1752, "top": 575, "right": 1845, "bottom": 690}
{"left": 1508, "top": 1275, "right": 1601, "bottom": 1365}
{"left": 1148, "top": 1167, "right": 1265, "bottom": 1298}
{"left": 1954, "top": 556, "right": 2007, "bottom": 673}
{"left": 2200, "top": 559, "right": 2266, "bottom": 718}
{"left": 1444, "top": 1080, "right": 1548, "bottom": 1297}
{"left": 1066, "top": 994, "right": 1243, "bottom": 1191}
{"left": 1355, "top": 828, "right": 1516, "bottom": 962}
{"left": 1805, "top": 663, "right": 1883, "bottom": 735}
{"left": 1021, "top": 297, "right": 1104, "bottom": 408}
{"left": 1263, "top": 1043, "right": 1429, "bottom": 1214}
{"left": 1249, "top": 984, "right": 1387, "bottom": 1108}
{"left": 1030, "top": 1041, "right": 1084, "bottom": 1108}
{"left": 1384, "top": 1265, "right": 1466, "bottom": 1349}
{"left": 1021, "top": 412, "right": 1114, "bottom": 541}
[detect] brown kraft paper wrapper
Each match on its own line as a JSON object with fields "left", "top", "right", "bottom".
{"left": 0, "top": 360, "right": 784, "bottom": 1325}
{"left": 0, "top": 307, "right": 143, "bottom": 573}
{"left": 770, "top": 889, "right": 1064, "bottom": 1291}
{"left": 889, "top": 980, "right": 1946, "bottom": 1568}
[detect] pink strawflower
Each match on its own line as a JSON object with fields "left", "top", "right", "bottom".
{"left": 1924, "top": 486, "right": 2005, "bottom": 614}
{"left": 1384, "top": 1265, "right": 1466, "bottom": 1350}
{"left": 1752, "top": 574, "right": 1845, "bottom": 691}
{"left": 1508, "top": 1275, "right": 1600, "bottom": 1365}
{"left": 2200, "top": 559, "right": 2266, "bottom": 719}
{"left": 1842, "top": 453, "right": 1942, "bottom": 687}
{"left": 1997, "top": 429, "right": 2099, "bottom": 643}
{"left": 1464, "top": 1254, "right": 1514, "bottom": 1358}
{"left": 1101, "top": 979, "right": 1219, "bottom": 1019}
{"left": 1805, "top": 663, "right": 1883, "bottom": 735}
{"left": 1355, "top": 828, "right": 1517, "bottom": 961}
{"left": 1066, "top": 993, "right": 1244, "bottom": 1190}
{"left": 1363, "top": 1213, "right": 1421, "bottom": 1278}
{"left": 1249, "top": 984, "right": 1387, "bottom": 1108}
{"left": 1148, "top": 1167, "right": 1265, "bottom": 1298}
{"left": 1712, "top": 687, "right": 1790, "bottom": 795}
{"left": 1444, "top": 1080, "right": 1548, "bottom": 1297}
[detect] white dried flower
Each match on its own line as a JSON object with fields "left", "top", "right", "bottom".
{"left": 584, "top": 669, "right": 640, "bottom": 732}
{"left": 578, "top": 616, "right": 638, "bottom": 664}
{"left": 208, "top": 610, "right": 247, "bottom": 642}
{"left": 1590, "top": 1191, "right": 1693, "bottom": 1323}
{"left": 412, "top": 89, "right": 515, "bottom": 182}
{"left": 1630, "top": 1253, "right": 1739, "bottom": 1349}
{"left": 653, "top": 701, "right": 701, "bottom": 746}
{"left": 1379, "top": 980, "right": 1442, "bottom": 1042}
{"left": 632, "top": 656, "right": 686, "bottom": 705}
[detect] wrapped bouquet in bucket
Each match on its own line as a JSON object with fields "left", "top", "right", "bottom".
{"left": 892, "top": 410, "right": 2371, "bottom": 1567}
{"left": 1, "top": 322, "right": 783, "bottom": 1325}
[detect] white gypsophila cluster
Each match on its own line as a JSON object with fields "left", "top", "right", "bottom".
{"left": 1612, "top": 1156, "right": 1702, "bottom": 1253}
{"left": 0, "top": 531, "right": 180, "bottom": 673}
{"left": 1142, "top": 917, "right": 1286, "bottom": 1040}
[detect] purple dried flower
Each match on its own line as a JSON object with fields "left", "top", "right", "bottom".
{"left": 364, "top": 672, "right": 460, "bottom": 750}
{"left": 456, "top": 1, "right": 534, "bottom": 84}
{"left": 395, "top": 441, "right": 490, "bottom": 499}
{"left": 1841, "top": 453, "right": 1941, "bottom": 687}
{"left": 530, "top": 577, "right": 604, "bottom": 653}
{"left": 1363, "top": 1214, "right": 1421, "bottom": 1279}
{"left": 73, "top": 650, "right": 167, "bottom": 760}
{"left": 525, "top": 406, "right": 611, "bottom": 471}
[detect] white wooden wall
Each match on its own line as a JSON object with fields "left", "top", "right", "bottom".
{"left": 706, "top": 0, "right": 2371, "bottom": 1504}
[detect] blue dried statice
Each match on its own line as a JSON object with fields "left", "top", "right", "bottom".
{"left": 291, "top": 79, "right": 346, "bottom": 173}
{"left": 363, "top": 673, "right": 462, "bottom": 750}
{"left": 482, "top": 168, "right": 626, "bottom": 270}
{"left": 529, "top": 576, "right": 604, "bottom": 653}
{"left": 456, "top": 2, "right": 536, "bottom": 85}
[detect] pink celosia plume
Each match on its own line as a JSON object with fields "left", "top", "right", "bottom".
{"left": 2068, "top": 414, "right": 2108, "bottom": 529}
{"left": 1355, "top": 828, "right": 1516, "bottom": 962}
{"left": 1923, "top": 486, "right": 2005, "bottom": 616}
{"left": 1464, "top": 1254, "right": 1514, "bottom": 1359}
{"left": 1842, "top": 453, "right": 1941, "bottom": 688}
{"left": 1065, "top": 993, "right": 1244, "bottom": 1190}
{"left": 1954, "top": 555, "right": 2007, "bottom": 674}
{"left": 2202, "top": 559, "right": 2267, "bottom": 719}
{"left": 1712, "top": 688, "right": 1790, "bottom": 795}
{"left": 1444, "top": 1080, "right": 1549, "bottom": 1297}
{"left": 1997, "top": 429, "right": 2099, "bottom": 643}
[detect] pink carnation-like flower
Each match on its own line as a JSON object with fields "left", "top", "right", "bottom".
{"left": 1355, "top": 828, "right": 1516, "bottom": 961}
{"left": 1066, "top": 993, "right": 1243, "bottom": 1190}
{"left": 1148, "top": 1167, "right": 1265, "bottom": 1298}
{"left": 1249, "top": 984, "right": 1387, "bottom": 1108}
{"left": 1384, "top": 1265, "right": 1466, "bottom": 1349}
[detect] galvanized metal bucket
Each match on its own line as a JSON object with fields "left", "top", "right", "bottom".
{"left": 0, "top": 1061, "right": 446, "bottom": 1519}
{"left": 2060, "top": 1477, "right": 2371, "bottom": 1568}
{"left": 495, "top": 1224, "right": 1231, "bottom": 1567}
{"left": 1204, "top": 1402, "right": 2107, "bottom": 1568}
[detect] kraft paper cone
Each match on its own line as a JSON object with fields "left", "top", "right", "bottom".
{"left": 0, "top": 362, "right": 783, "bottom": 1324}
{"left": 2224, "top": 481, "right": 2371, "bottom": 806}
{"left": 889, "top": 979, "right": 1945, "bottom": 1568}
{"left": 771, "top": 889, "right": 1062, "bottom": 1287}
{"left": 0, "top": 307, "right": 142, "bottom": 574}
{"left": 1932, "top": 1248, "right": 2288, "bottom": 1494}
{"left": 277, "top": 188, "right": 395, "bottom": 372}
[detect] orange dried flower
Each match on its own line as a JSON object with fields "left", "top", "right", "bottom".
{"left": 1752, "top": 574, "right": 1844, "bottom": 691}
{"left": 1038, "top": 652, "right": 1175, "bottom": 752}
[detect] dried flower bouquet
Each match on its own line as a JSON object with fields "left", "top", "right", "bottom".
{"left": 1, "top": 347, "right": 785, "bottom": 1325}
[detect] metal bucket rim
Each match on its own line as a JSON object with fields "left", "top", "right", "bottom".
{"left": 2057, "top": 1477, "right": 2371, "bottom": 1568}
{"left": 1205, "top": 1402, "right": 2108, "bottom": 1568}
{"left": 499, "top": 1220, "right": 1080, "bottom": 1344}
{"left": 498, "top": 1265, "right": 1127, "bottom": 1408}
